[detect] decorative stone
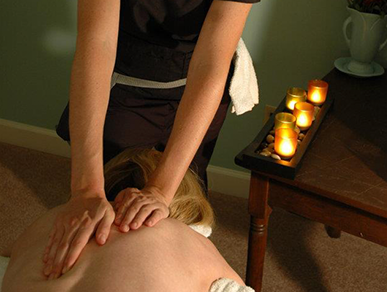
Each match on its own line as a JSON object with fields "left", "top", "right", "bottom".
{"left": 299, "top": 133, "right": 305, "bottom": 140}
{"left": 268, "top": 143, "right": 275, "bottom": 149}
{"left": 294, "top": 126, "right": 300, "bottom": 135}
{"left": 262, "top": 147, "right": 273, "bottom": 153}
{"left": 260, "top": 151, "right": 271, "bottom": 157}
{"left": 270, "top": 130, "right": 275, "bottom": 135}
{"left": 271, "top": 154, "right": 281, "bottom": 160}
{"left": 297, "top": 139, "right": 301, "bottom": 146}
{"left": 266, "top": 134, "right": 275, "bottom": 143}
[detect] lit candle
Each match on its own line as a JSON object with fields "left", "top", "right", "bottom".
{"left": 286, "top": 87, "right": 307, "bottom": 110}
{"left": 307, "top": 79, "right": 328, "bottom": 105}
{"left": 274, "top": 112, "right": 296, "bottom": 130}
{"left": 293, "top": 102, "right": 314, "bottom": 131}
{"left": 274, "top": 128, "right": 298, "bottom": 159}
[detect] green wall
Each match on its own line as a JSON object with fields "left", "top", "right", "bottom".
{"left": 0, "top": 0, "right": 76, "bottom": 128}
{"left": 2, "top": 0, "right": 381, "bottom": 171}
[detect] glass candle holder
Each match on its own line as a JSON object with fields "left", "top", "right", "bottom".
{"left": 293, "top": 102, "right": 314, "bottom": 131}
{"left": 286, "top": 87, "right": 307, "bottom": 110}
{"left": 274, "top": 112, "right": 296, "bottom": 130}
{"left": 307, "top": 79, "right": 328, "bottom": 105}
{"left": 274, "top": 128, "right": 298, "bottom": 159}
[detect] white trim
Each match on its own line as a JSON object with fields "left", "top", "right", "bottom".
{"left": 0, "top": 119, "right": 71, "bottom": 158}
{"left": 0, "top": 119, "right": 250, "bottom": 198}
{"left": 207, "top": 165, "right": 250, "bottom": 199}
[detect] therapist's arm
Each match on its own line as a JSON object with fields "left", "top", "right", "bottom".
{"left": 115, "top": 0, "right": 252, "bottom": 230}
{"left": 43, "top": 0, "right": 120, "bottom": 279}
{"left": 69, "top": 0, "right": 119, "bottom": 194}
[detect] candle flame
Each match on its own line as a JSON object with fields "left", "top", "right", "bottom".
{"left": 297, "top": 113, "right": 308, "bottom": 127}
{"left": 279, "top": 140, "right": 294, "bottom": 156}
{"left": 311, "top": 91, "right": 321, "bottom": 102}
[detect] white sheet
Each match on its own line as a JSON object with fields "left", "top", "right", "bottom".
{"left": 189, "top": 224, "right": 212, "bottom": 238}
{"left": 210, "top": 278, "right": 255, "bottom": 292}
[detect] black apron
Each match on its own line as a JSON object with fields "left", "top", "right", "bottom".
{"left": 55, "top": 0, "right": 259, "bottom": 196}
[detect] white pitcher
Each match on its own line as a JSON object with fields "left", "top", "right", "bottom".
{"left": 343, "top": 7, "right": 387, "bottom": 74}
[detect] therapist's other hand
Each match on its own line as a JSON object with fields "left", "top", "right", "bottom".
{"left": 113, "top": 186, "right": 170, "bottom": 232}
{"left": 42, "top": 189, "right": 115, "bottom": 279}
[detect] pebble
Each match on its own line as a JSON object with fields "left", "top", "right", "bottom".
{"left": 262, "top": 147, "right": 273, "bottom": 153}
{"left": 270, "top": 130, "right": 275, "bottom": 135}
{"left": 260, "top": 151, "right": 271, "bottom": 157}
{"left": 297, "top": 139, "right": 301, "bottom": 146}
{"left": 271, "top": 154, "right": 281, "bottom": 160}
{"left": 268, "top": 143, "right": 275, "bottom": 149}
{"left": 299, "top": 133, "right": 305, "bottom": 140}
{"left": 266, "top": 134, "right": 275, "bottom": 143}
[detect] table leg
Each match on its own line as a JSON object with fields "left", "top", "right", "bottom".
{"left": 246, "top": 172, "right": 272, "bottom": 292}
{"left": 324, "top": 225, "right": 342, "bottom": 239}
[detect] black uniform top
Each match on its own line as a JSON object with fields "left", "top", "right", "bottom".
{"left": 115, "top": 0, "right": 260, "bottom": 83}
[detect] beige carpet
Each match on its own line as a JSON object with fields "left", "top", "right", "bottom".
{"left": 0, "top": 142, "right": 386, "bottom": 291}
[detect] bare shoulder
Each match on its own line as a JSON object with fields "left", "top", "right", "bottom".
{"left": 159, "top": 219, "right": 246, "bottom": 286}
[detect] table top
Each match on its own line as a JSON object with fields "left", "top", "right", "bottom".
{"left": 272, "top": 69, "right": 387, "bottom": 218}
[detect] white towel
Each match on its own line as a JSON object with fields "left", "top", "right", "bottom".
{"left": 229, "top": 38, "right": 259, "bottom": 115}
{"left": 210, "top": 278, "right": 255, "bottom": 292}
{"left": 189, "top": 224, "right": 212, "bottom": 238}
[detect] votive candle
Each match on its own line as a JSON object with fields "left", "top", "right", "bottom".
{"left": 274, "top": 112, "right": 296, "bottom": 130}
{"left": 286, "top": 87, "right": 307, "bottom": 110}
{"left": 274, "top": 128, "right": 298, "bottom": 159}
{"left": 293, "top": 102, "right": 314, "bottom": 131}
{"left": 307, "top": 79, "right": 328, "bottom": 105}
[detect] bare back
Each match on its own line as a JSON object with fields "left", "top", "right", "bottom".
{"left": 2, "top": 205, "right": 243, "bottom": 292}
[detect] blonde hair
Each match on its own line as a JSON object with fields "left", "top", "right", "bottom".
{"left": 104, "top": 148, "right": 214, "bottom": 228}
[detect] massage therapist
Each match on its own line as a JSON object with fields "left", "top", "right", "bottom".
{"left": 44, "top": 0, "right": 259, "bottom": 280}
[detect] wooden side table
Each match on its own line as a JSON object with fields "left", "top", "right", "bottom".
{"left": 236, "top": 69, "right": 387, "bottom": 291}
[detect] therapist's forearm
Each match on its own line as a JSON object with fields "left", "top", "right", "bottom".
{"left": 146, "top": 1, "right": 250, "bottom": 202}
{"left": 69, "top": 42, "right": 116, "bottom": 194}
{"left": 146, "top": 61, "right": 230, "bottom": 202}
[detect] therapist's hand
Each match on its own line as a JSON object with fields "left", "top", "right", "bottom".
{"left": 42, "top": 189, "right": 115, "bottom": 279}
{"left": 113, "top": 186, "right": 170, "bottom": 232}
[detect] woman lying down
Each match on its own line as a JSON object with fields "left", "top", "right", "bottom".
{"left": 2, "top": 148, "right": 254, "bottom": 292}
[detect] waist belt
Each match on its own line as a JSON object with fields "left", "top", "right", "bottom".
{"left": 111, "top": 72, "right": 187, "bottom": 90}
{"left": 110, "top": 37, "right": 259, "bottom": 116}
